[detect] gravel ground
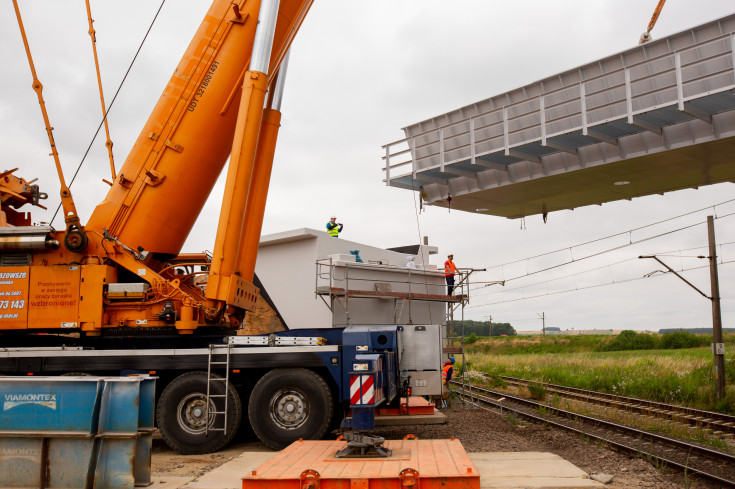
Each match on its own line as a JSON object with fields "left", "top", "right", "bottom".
{"left": 151, "top": 401, "right": 723, "bottom": 488}
{"left": 372, "top": 402, "right": 721, "bottom": 489}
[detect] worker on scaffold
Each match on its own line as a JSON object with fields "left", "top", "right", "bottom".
{"left": 326, "top": 215, "right": 343, "bottom": 237}
{"left": 444, "top": 254, "right": 458, "bottom": 295}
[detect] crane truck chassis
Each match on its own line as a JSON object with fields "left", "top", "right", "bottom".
{"left": 1, "top": 324, "right": 442, "bottom": 454}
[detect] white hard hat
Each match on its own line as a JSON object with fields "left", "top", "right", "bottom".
{"left": 330, "top": 215, "right": 337, "bottom": 219}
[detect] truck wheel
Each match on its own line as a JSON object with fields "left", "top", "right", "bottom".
{"left": 249, "top": 368, "right": 333, "bottom": 450}
{"left": 156, "top": 371, "right": 241, "bottom": 454}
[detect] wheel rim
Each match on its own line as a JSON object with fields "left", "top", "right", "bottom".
{"left": 176, "top": 393, "right": 215, "bottom": 435}
{"left": 268, "top": 388, "right": 309, "bottom": 430}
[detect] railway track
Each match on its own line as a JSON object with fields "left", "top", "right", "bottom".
{"left": 451, "top": 381, "right": 735, "bottom": 487}
{"left": 485, "top": 373, "right": 735, "bottom": 437}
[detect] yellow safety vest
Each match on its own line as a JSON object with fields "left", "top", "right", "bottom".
{"left": 327, "top": 222, "right": 340, "bottom": 237}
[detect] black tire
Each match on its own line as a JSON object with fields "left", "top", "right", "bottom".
{"left": 248, "top": 368, "right": 333, "bottom": 450}
{"left": 156, "top": 371, "right": 241, "bottom": 454}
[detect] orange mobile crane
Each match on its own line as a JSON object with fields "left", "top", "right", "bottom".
{"left": 2, "top": 0, "right": 332, "bottom": 454}
{"left": 2, "top": 0, "right": 453, "bottom": 456}
{"left": 3, "top": 0, "right": 310, "bottom": 336}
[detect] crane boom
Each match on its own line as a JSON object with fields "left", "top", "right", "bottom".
{"left": 639, "top": 0, "right": 667, "bottom": 44}
{"left": 3, "top": 0, "right": 313, "bottom": 335}
{"left": 86, "top": 0, "right": 311, "bottom": 258}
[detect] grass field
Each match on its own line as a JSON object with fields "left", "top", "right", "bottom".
{"left": 464, "top": 332, "right": 735, "bottom": 414}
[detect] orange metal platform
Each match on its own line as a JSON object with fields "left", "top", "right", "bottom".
{"left": 241, "top": 439, "right": 479, "bottom": 489}
{"left": 377, "top": 397, "right": 435, "bottom": 416}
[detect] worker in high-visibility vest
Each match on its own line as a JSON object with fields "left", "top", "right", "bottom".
{"left": 442, "top": 357, "right": 455, "bottom": 384}
{"left": 444, "top": 254, "right": 458, "bottom": 295}
{"left": 326, "top": 215, "right": 343, "bottom": 237}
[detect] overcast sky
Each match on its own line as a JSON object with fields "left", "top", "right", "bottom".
{"left": 1, "top": 0, "right": 734, "bottom": 333}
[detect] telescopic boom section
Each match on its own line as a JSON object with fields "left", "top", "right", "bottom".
{"left": 205, "top": 0, "right": 283, "bottom": 312}
{"left": 81, "top": 0, "right": 312, "bottom": 323}
{"left": 86, "top": 0, "right": 312, "bottom": 259}
{"left": 237, "top": 56, "right": 289, "bottom": 282}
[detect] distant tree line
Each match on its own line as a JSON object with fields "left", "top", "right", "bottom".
{"left": 658, "top": 328, "right": 735, "bottom": 335}
{"left": 452, "top": 320, "right": 516, "bottom": 337}
{"left": 598, "top": 330, "right": 712, "bottom": 351}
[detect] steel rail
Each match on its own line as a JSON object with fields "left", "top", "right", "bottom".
{"left": 452, "top": 382, "right": 735, "bottom": 488}
{"left": 487, "top": 373, "right": 735, "bottom": 435}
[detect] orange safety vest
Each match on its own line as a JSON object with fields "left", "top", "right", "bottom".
{"left": 442, "top": 362, "right": 453, "bottom": 383}
{"left": 444, "top": 260, "right": 457, "bottom": 277}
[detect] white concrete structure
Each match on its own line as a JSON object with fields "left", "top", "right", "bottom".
{"left": 255, "top": 228, "right": 448, "bottom": 329}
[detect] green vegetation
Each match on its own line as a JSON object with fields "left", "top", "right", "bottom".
{"left": 467, "top": 331, "right": 735, "bottom": 414}
{"left": 659, "top": 328, "right": 735, "bottom": 334}
{"left": 527, "top": 384, "right": 548, "bottom": 401}
{"left": 659, "top": 331, "right": 709, "bottom": 349}
{"left": 597, "top": 330, "right": 656, "bottom": 351}
{"left": 468, "top": 334, "right": 605, "bottom": 355}
{"left": 453, "top": 320, "right": 516, "bottom": 336}
{"left": 597, "top": 330, "right": 711, "bottom": 351}
{"left": 465, "top": 333, "right": 479, "bottom": 344}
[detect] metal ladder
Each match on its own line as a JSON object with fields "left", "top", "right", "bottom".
{"left": 457, "top": 346, "right": 478, "bottom": 408}
{"left": 205, "top": 344, "right": 231, "bottom": 436}
{"left": 447, "top": 273, "right": 478, "bottom": 408}
{"left": 393, "top": 298, "right": 406, "bottom": 324}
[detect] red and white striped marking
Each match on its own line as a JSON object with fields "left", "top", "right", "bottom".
{"left": 349, "top": 374, "right": 375, "bottom": 405}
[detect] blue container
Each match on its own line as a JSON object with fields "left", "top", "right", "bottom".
{"left": 0, "top": 375, "right": 156, "bottom": 489}
{"left": 134, "top": 377, "right": 156, "bottom": 487}
{"left": 0, "top": 377, "right": 104, "bottom": 433}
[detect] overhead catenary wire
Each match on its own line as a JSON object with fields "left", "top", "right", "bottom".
{"left": 467, "top": 259, "right": 735, "bottom": 308}
{"left": 483, "top": 214, "right": 732, "bottom": 286}
{"left": 470, "top": 241, "right": 735, "bottom": 297}
{"left": 481, "top": 197, "right": 735, "bottom": 276}
{"left": 470, "top": 256, "right": 637, "bottom": 296}
{"left": 476, "top": 206, "right": 735, "bottom": 287}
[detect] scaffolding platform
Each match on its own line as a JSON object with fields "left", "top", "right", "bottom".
{"left": 317, "top": 286, "right": 463, "bottom": 303}
{"left": 315, "top": 258, "right": 469, "bottom": 327}
{"left": 384, "top": 14, "right": 735, "bottom": 219}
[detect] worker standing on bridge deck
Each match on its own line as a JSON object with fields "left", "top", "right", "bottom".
{"left": 444, "top": 254, "right": 458, "bottom": 295}
{"left": 326, "top": 215, "right": 343, "bottom": 237}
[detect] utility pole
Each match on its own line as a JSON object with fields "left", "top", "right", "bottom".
{"left": 485, "top": 315, "right": 492, "bottom": 337}
{"left": 708, "top": 216, "right": 726, "bottom": 399}
{"left": 537, "top": 312, "right": 545, "bottom": 335}
{"left": 639, "top": 215, "right": 726, "bottom": 399}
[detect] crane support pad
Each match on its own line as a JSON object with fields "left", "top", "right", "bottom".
{"left": 242, "top": 439, "right": 480, "bottom": 489}
{"left": 383, "top": 14, "right": 735, "bottom": 219}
